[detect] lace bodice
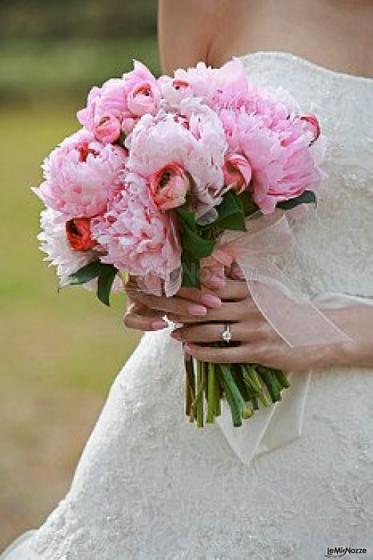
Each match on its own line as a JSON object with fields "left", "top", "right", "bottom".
{"left": 239, "top": 51, "right": 373, "bottom": 300}
{"left": 3, "top": 51, "right": 373, "bottom": 560}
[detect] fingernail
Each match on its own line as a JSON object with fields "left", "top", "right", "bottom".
{"left": 208, "top": 277, "right": 226, "bottom": 288}
{"left": 152, "top": 320, "right": 167, "bottom": 330}
{"left": 184, "top": 344, "right": 192, "bottom": 356}
{"left": 188, "top": 303, "right": 208, "bottom": 316}
{"left": 200, "top": 294, "right": 222, "bottom": 308}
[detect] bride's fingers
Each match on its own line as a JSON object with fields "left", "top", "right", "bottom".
{"left": 125, "top": 291, "right": 212, "bottom": 318}
{"left": 126, "top": 282, "right": 222, "bottom": 310}
{"left": 183, "top": 342, "right": 253, "bottom": 364}
{"left": 206, "top": 278, "right": 250, "bottom": 301}
{"left": 171, "top": 319, "right": 269, "bottom": 343}
{"left": 167, "top": 299, "right": 261, "bottom": 324}
{"left": 123, "top": 302, "right": 167, "bottom": 331}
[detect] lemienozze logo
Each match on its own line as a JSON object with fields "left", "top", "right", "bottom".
{"left": 325, "top": 547, "right": 368, "bottom": 558}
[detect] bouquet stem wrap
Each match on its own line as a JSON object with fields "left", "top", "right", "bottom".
{"left": 209, "top": 209, "right": 353, "bottom": 465}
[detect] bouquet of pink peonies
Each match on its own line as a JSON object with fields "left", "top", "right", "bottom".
{"left": 34, "top": 59, "right": 326, "bottom": 428}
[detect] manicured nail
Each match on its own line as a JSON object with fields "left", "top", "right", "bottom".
{"left": 208, "top": 277, "right": 226, "bottom": 288}
{"left": 188, "top": 303, "right": 208, "bottom": 316}
{"left": 152, "top": 320, "right": 167, "bottom": 330}
{"left": 200, "top": 293, "right": 222, "bottom": 308}
{"left": 184, "top": 344, "right": 192, "bottom": 356}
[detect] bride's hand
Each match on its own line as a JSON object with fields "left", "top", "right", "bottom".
{"left": 169, "top": 280, "right": 373, "bottom": 371}
{"left": 123, "top": 275, "right": 226, "bottom": 331}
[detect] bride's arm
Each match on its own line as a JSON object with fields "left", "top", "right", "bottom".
{"left": 167, "top": 279, "right": 373, "bottom": 371}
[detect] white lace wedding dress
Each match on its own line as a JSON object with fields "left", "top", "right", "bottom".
{"left": 2, "top": 51, "right": 373, "bottom": 560}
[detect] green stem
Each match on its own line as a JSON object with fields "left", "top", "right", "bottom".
{"left": 220, "top": 365, "right": 253, "bottom": 421}
{"left": 207, "top": 362, "right": 216, "bottom": 423}
{"left": 257, "top": 367, "right": 281, "bottom": 402}
{"left": 214, "top": 364, "right": 221, "bottom": 417}
{"left": 272, "top": 368, "right": 291, "bottom": 389}
{"left": 217, "top": 367, "right": 242, "bottom": 427}
{"left": 196, "top": 360, "right": 205, "bottom": 427}
{"left": 184, "top": 356, "right": 195, "bottom": 421}
{"left": 242, "top": 365, "right": 271, "bottom": 407}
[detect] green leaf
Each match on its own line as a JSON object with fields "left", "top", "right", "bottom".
{"left": 67, "top": 261, "right": 104, "bottom": 285}
{"left": 67, "top": 261, "right": 118, "bottom": 306}
{"left": 214, "top": 191, "right": 247, "bottom": 231}
{"left": 177, "top": 208, "right": 215, "bottom": 288}
{"left": 240, "top": 191, "right": 260, "bottom": 217}
{"left": 277, "top": 190, "right": 317, "bottom": 210}
{"left": 180, "top": 253, "right": 201, "bottom": 288}
{"left": 97, "top": 265, "right": 118, "bottom": 306}
{"left": 177, "top": 208, "right": 215, "bottom": 257}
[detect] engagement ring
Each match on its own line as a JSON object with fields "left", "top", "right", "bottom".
{"left": 221, "top": 323, "right": 232, "bottom": 343}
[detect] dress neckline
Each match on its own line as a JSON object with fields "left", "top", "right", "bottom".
{"left": 237, "top": 50, "right": 373, "bottom": 84}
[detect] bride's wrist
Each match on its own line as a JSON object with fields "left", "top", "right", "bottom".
{"left": 319, "top": 307, "right": 373, "bottom": 369}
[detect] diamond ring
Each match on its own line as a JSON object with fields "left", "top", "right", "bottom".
{"left": 221, "top": 323, "right": 232, "bottom": 343}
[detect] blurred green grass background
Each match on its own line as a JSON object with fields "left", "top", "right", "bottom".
{"left": 0, "top": 1, "right": 159, "bottom": 548}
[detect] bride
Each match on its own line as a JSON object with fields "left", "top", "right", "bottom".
{"left": 3, "top": 0, "right": 373, "bottom": 558}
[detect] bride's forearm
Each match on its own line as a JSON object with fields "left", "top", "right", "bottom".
{"left": 324, "top": 306, "right": 373, "bottom": 369}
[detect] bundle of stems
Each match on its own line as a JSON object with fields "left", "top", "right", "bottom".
{"left": 185, "top": 357, "right": 290, "bottom": 428}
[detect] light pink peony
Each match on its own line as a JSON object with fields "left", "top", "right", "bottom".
{"left": 91, "top": 174, "right": 182, "bottom": 296}
{"left": 172, "top": 59, "right": 250, "bottom": 107}
{"left": 38, "top": 208, "right": 123, "bottom": 292}
{"left": 158, "top": 76, "right": 193, "bottom": 108}
{"left": 218, "top": 105, "right": 324, "bottom": 214}
{"left": 223, "top": 153, "right": 252, "bottom": 194}
{"left": 38, "top": 208, "right": 97, "bottom": 287}
{"left": 77, "top": 79, "right": 127, "bottom": 142}
{"left": 126, "top": 99, "right": 228, "bottom": 222}
{"left": 34, "top": 129, "right": 127, "bottom": 220}
{"left": 149, "top": 161, "right": 192, "bottom": 211}
{"left": 94, "top": 114, "right": 122, "bottom": 144}
{"left": 77, "top": 61, "right": 161, "bottom": 141}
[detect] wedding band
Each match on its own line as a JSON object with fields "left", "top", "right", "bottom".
{"left": 221, "top": 323, "right": 232, "bottom": 343}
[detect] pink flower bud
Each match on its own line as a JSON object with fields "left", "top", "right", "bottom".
{"left": 94, "top": 115, "right": 121, "bottom": 144}
{"left": 300, "top": 113, "right": 321, "bottom": 145}
{"left": 150, "top": 162, "right": 191, "bottom": 211}
{"left": 223, "top": 153, "right": 252, "bottom": 194}
{"left": 127, "top": 82, "right": 161, "bottom": 117}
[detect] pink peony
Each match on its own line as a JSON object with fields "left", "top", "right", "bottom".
{"left": 127, "top": 81, "right": 160, "bottom": 117}
{"left": 122, "top": 61, "right": 160, "bottom": 115}
{"left": 91, "top": 174, "right": 182, "bottom": 296}
{"left": 94, "top": 114, "right": 122, "bottom": 144}
{"left": 223, "top": 153, "right": 252, "bottom": 194}
{"left": 172, "top": 59, "right": 250, "bottom": 107}
{"left": 77, "top": 79, "right": 127, "bottom": 141}
{"left": 149, "top": 162, "right": 192, "bottom": 211}
{"left": 126, "top": 99, "right": 228, "bottom": 222}
{"left": 158, "top": 76, "right": 194, "bottom": 108}
{"left": 77, "top": 61, "right": 160, "bottom": 141}
{"left": 38, "top": 208, "right": 97, "bottom": 287}
{"left": 38, "top": 208, "right": 123, "bottom": 292}
{"left": 218, "top": 105, "right": 324, "bottom": 214}
{"left": 34, "top": 129, "right": 127, "bottom": 220}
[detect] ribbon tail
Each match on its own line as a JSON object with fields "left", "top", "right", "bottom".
{"left": 216, "top": 370, "right": 312, "bottom": 465}
{"left": 255, "top": 370, "right": 312, "bottom": 457}
{"left": 216, "top": 397, "right": 279, "bottom": 466}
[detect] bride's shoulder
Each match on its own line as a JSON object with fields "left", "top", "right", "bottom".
{"left": 158, "top": 0, "right": 236, "bottom": 73}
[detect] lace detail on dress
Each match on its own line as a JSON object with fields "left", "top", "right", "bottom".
{"left": 4, "top": 51, "right": 373, "bottom": 560}
{"left": 239, "top": 51, "right": 373, "bottom": 301}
